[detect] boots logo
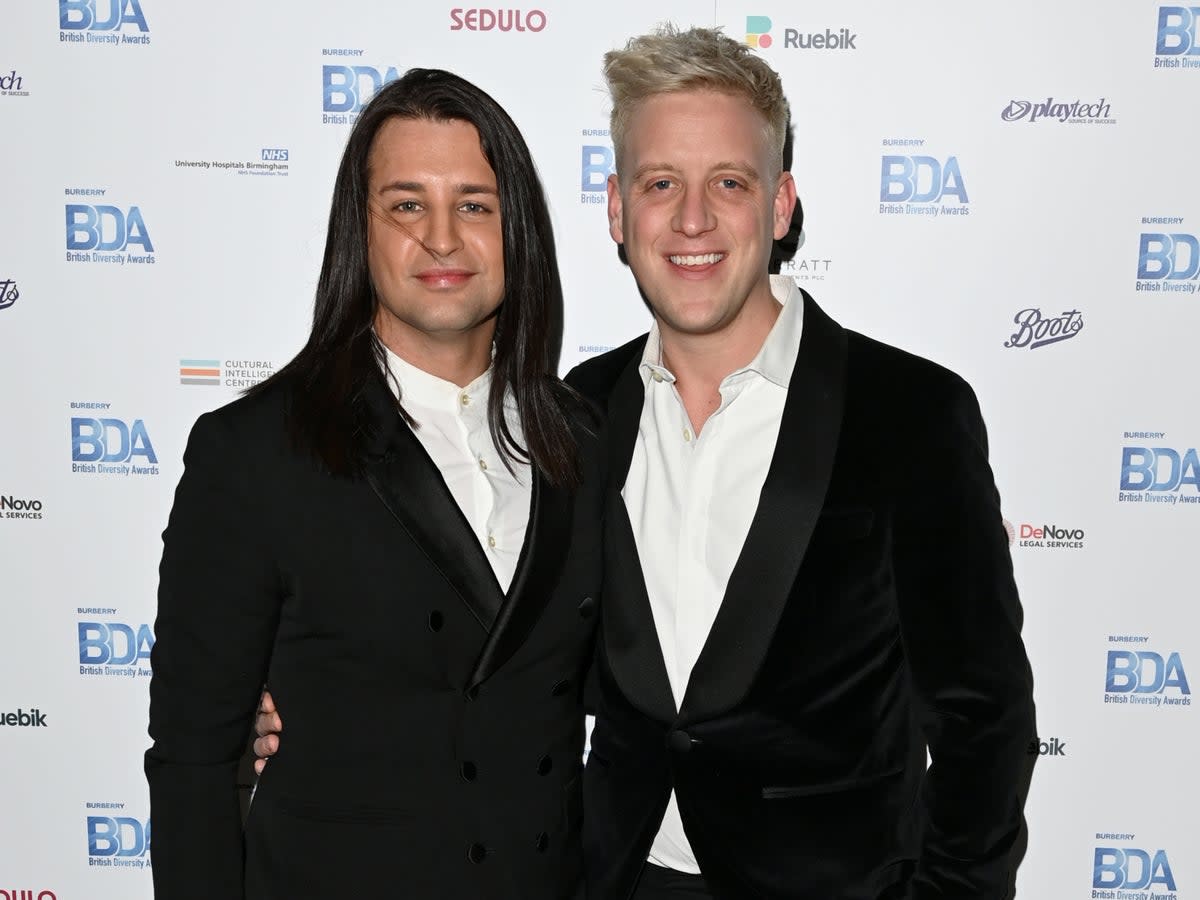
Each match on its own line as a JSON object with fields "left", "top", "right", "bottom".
{"left": 0, "top": 278, "right": 17, "bottom": 310}
{"left": 1003, "top": 308, "right": 1084, "bottom": 350}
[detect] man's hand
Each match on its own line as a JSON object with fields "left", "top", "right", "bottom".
{"left": 253, "top": 689, "right": 282, "bottom": 775}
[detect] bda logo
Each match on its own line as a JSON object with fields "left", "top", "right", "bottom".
{"left": 87, "top": 816, "right": 151, "bottom": 858}
{"left": 322, "top": 65, "right": 400, "bottom": 115}
{"left": 1138, "top": 233, "right": 1199, "bottom": 279}
{"left": 880, "top": 156, "right": 969, "bottom": 204}
{"left": 65, "top": 206, "right": 153, "bottom": 252}
{"left": 78, "top": 622, "right": 155, "bottom": 666}
{"left": 1105, "top": 650, "right": 1191, "bottom": 702}
{"left": 60, "top": 0, "right": 148, "bottom": 31}
{"left": 1093, "top": 847, "right": 1177, "bottom": 891}
{"left": 71, "top": 418, "right": 157, "bottom": 463}
{"left": 1156, "top": 6, "right": 1200, "bottom": 56}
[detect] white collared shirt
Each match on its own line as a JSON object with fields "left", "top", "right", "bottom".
{"left": 382, "top": 346, "right": 531, "bottom": 593}
{"left": 622, "top": 275, "right": 804, "bottom": 874}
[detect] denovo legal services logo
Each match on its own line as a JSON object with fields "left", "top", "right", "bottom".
{"left": 1093, "top": 834, "right": 1178, "bottom": 896}
{"left": 179, "top": 358, "right": 276, "bottom": 388}
{"left": 1012, "top": 522, "right": 1085, "bottom": 550}
{"left": 0, "top": 277, "right": 18, "bottom": 310}
{"left": 1104, "top": 636, "right": 1191, "bottom": 708}
{"left": 580, "top": 129, "right": 614, "bottom": 205}
{"left": 69, "top": 402, "right": 160, "bottom": 477}
{"left": 78, "top": 608, "right": 154, "bottom": 677}
{"left": 0, "top": 68, "right": 29, "bottom": 97}
{"left": 64, "top": 189, "right": 156, "bottom": 266}
{"left": 86, "top": 802, "right": 151, "bottom": 869}
{"left": 1119, "top": 431, "right": 1200, "bottom": 506}
{"left": 59, "top": 0, "right": 151, "bottom": 45}
{"left": 1, "top": 493, "right": 44, "bottom": 520}
{"left": 1003, "top": 308, "right": 1084, "bottom": 350}
{"left": 1137, "top": 218, "right": 1198, "bottom": 294}
{"left": 449, "top": 8, "right": 547, "bottom": 32}
{"left": 1155, "top": 5, "right": 1200, "bottom": 67}
{"left": 321, "top": 49, "right": 400, "bottom": 125}
{"left": 1000, "top": 96, "right": 1115, "bottom": 125}
{"left": 879, "top": 139, "right": 969, "bottom": 218}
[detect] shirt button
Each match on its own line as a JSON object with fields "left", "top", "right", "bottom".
{"left": 467, "top": 843, "right": 487, "bottom": 863}
{"left": 487, "top": 534, "right": 497, "bottom": 549}
{"left": 534, "top": 832, "right": 549, "bottom": 853}
{"left": 460, "top": 761, "right": 478, "bottom": 782}
{"left": 428, "top": 610, "right": 444, "bottom": 632}
{"left": 578, "top": 596, "right": 596, "bottom": 619}
{"left": 478, "top": 458, "right": 488, "bottom": 472}
{"left": 459, "top": 392, "right": 471, "bottom": 407}
{"left": 536, "top": 755, "right": 553, "bottom": 776}
{"left": 651, "top": 371, "right": 664, "bottom": 383}
{"left": 683, "top": 428, "right": 692, "bottom": 442}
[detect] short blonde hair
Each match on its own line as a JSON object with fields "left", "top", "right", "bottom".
{"left": 603, "top": 24, "right": 790, "bottom": 176}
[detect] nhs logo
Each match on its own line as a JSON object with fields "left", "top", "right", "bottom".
{"left": 261, "top": 148, "right": 288, "bottom": 161}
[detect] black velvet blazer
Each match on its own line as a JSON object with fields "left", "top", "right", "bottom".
{"left": 567, "top": 293, "right": 1035, "bottom": 900}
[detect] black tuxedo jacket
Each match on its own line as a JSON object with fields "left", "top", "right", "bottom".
{"left": 145, "top": 374, "right": 602, "bottom": 899}
{"left": 567, "top": 293, "right": 1035, "bottom": 900}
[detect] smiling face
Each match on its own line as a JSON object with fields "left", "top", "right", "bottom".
{"left": 366, "top": 116, "right": 505, "bottom": 355}
{"left": 607, "top": 89, "right": 795, "bottom": 343}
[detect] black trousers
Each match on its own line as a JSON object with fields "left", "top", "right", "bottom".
{"left": 631, "top": 863, "right": 713, "bottom": 899}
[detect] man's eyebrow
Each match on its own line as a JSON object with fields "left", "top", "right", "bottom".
{"left": 376, "top": 181, "right": 498, "bottom": 195}
{"left": 627, "top": 162, "right": 762, "bottom": 183}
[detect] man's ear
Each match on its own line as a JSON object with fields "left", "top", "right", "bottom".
{"left": 773, "top": 172, "right": 797, "bottom": 241}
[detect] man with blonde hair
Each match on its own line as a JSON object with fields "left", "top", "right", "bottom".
{"left": 569, "top": 24, "right": 1034, "bottom": 899}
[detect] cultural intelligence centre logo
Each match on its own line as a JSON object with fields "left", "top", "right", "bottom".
{"left": 69, "top": 403, "right": 160, "bottom": 477}
{"left": 879, "top": 139, "right": 969, "bottom": 218}
{"left": 1155, "top": 5, "right": 1200, "bottom": 67}
{"left": 1119, "top": 431, "right": 1199, "bottom": 506}
{"left": 173, "top": 148, "right": 290, "bottom": 178}
{"left": 1104, "top": 636, "right": 1191, "bottom": 708}
{"left": 742, "top": 15, "right": 858, "bottom": 51}
{"left": 321, "top": 49, "right": 400, "bottom": 125}
{"left": 1137, "top": 217, "right": 1197, "bottom": 294}
{"left": 59, "top": 0, "right": 151, "bottom": 45}
{"left": 0, "top": 68, "right": 29, "bottom": 98}
{"left": 1000, "top": 96, "right": 1116, "bottom": 125}
{"left": 0, "top": 277, "right": 18, "bottom": 311}
{"left": 449, "top": 7, "right": 547, "bottom": 32}
{"left": 77, "top": 609, "right": 154, "bottom": 678}
{"left": 1003, "top": 308, "right": 1084, "bottom": 350}
{"left": 86, "top": 802, "right": 151, "bottom": 870}
{"left": 64, "top": 189, "right": 155, "bottom": 266}
{"left": 178, "top": 358, "right": 275, "bottom": 388}
{"left": 580, "top": 129, "right": 614, "bottom": 206}
{"left": 1092, "top": 834, "right": 1179, "bottom": 897}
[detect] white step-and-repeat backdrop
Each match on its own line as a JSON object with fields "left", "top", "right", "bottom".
{"left": 1, "top": 2, "right": 1197, "bottom": 898}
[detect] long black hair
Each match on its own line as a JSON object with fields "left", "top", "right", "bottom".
{"left": 252, "top": 68, "right": 580, "bottom": 485}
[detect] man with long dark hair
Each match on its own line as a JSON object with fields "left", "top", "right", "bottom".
{"left": 145, "top": 69, "right": 601, "bottom": 898}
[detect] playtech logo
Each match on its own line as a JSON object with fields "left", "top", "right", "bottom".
{"left": 0, "top": 69, "right": 29, "bottom": 97}
{"left": 1000, "top": 96, "right": 1115, "bottom": 125}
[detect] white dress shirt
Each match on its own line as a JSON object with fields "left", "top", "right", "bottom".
{"left": 622, "top": 276, "right": 804, "bottom": 874}
{"left": 382, "top": 346, "right": 531, "bottom": 593}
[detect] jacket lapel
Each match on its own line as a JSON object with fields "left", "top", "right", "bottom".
{"left": 467, "top": 469, "right": 573, "bottom": 689}
{"left": 678, "top": 293, "right": 848, "bottom": 724}
{"left": 602, "top": 352, "right": 678, "bottom": 724}
{"left": 361, "top": 378, "right": 504, "bottom": 634}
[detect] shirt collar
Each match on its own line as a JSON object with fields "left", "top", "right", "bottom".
{"left": 380, "top": 342, "right": 492, "bottom": 414}
{"left": 639, "top": 275, "right": 804, "bottom": 389}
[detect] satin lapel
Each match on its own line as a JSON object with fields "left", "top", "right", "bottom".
{"left": 361, "top": 381, "right": 504, "bottom": 634}
{"left": 468, "top": 470, "right": 572, "bottom": 689}
{"left": 678, "top": 293, "right": 848, "bottom": 724}
{"left": 601, "top": 354, "right": 678, "bottom": 724}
